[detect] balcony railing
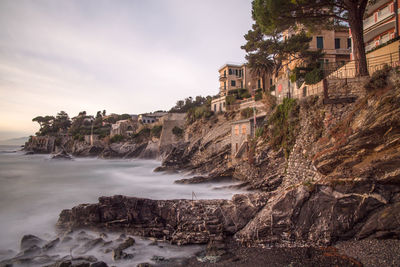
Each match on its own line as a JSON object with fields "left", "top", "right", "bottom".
{"left": 363, "top": 15, "right": 375, "bottom": 30}
{"left": 363, "top": 4, "right": 394, "bottom": 30}
{"left": 365, "top": 42, "right": 376, "bottom": 52}
{"left": 336, "top": 48, "right": 351, "bottom": 54}
{"left": 365, "top": 34, "right": 392, "bottom": 52}
{"left": 219, "top": 75, "right": 227, "bottom": 80}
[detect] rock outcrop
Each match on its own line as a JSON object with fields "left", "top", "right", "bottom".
{"left": 57, "top": 194, "right": 268, "bottom": 245}
{"left": 55, "top": 69, "right": 400, "bottom": 250}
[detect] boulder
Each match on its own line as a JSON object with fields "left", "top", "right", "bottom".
{"left": 20, "top": 234, "right": 45, "bottom": 250}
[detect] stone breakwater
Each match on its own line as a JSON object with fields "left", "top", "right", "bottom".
{"left": 57, "top": 194, "right": 268, "bottom": 245}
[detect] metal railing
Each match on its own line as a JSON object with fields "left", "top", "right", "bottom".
{"left": 324, "top": 50, "right": 400, "bottom": 79}
{"left": 363, "top": 4, "right": 394, "bottom": 30}
{"left": 277, "top": 50, "right": 400, "bottom": 104}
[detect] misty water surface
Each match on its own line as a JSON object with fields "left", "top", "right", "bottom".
{"left": 0, "top": 145, "right": 243, "bottom": 261}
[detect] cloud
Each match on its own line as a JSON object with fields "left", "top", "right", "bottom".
{"left": 0, "top": 0, "right": 252, "bottom": 139}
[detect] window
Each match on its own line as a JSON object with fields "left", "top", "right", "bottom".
{"left": 347, "top": 38, "right": 352, "bottom": 49}
{"left": 214, "top": 104, "right": 217, "bottom": 112}
{"left": 270, "top": 78, "right": 273, "bottom": 86}
{"left": 258, "top": 79, "right": 261, "bottom": 89}
{"left": 224, "top": 81, "right": 226, "bottom": 89}
{"left": 224, "top": 70, "right": 226, "bottom": 77}
{"left": 335, "top": 38, "right": 340, "bottom": 49}
{"left": 229, "top": 68, "right": 232, "bottom": 75}
{"left": 219, "top": 103, "right": 222, "bottom": 111}
{"left": 231, "top": 80, "right": 236, "bottom": 87}
{"left": 240, "top": 81, "right": 243, "bottom": 88}
{"left": 316, "top": 36, "right": 324, "bottom": 49}
{"left": 235, "top": 125, "right": 239, "bottom": 136}
{"left": 242, "top": 125, "right": 247, "bottom": 135}
{"left": 235, "top": 69, "right": 238, "bottom": 76}
{"left": 239, "top": 69, "right": 242, "bottom": 77}
{"left": 235, "top": 143, "right": 238, "bottom": 152}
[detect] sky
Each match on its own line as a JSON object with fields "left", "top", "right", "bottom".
{"left": 0, "top": 0, "right": 253, "bottom": 140}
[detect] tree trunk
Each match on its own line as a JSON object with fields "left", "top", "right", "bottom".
{"left": 347, "top": 1, "right": 369, "bottom": 77}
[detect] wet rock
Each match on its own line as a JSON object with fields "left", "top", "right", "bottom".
{"left": 89, "top": 261, "right": 108, "bottom": 267}
{"left": 111, "top": 237, "right": 135, "bottom": 260}
{"left": 20, "top": 234, "right": 45, "bottom": 250}
{"left": 61, "top": 236, "right": 73, "bottom": 243}
{"left": 42, "top": 237, "right": 60, "bottom": 251}
{"left": 77, "top": 238, "right": 105, "bottom": 254}
{"left": 51, "top": 150, "right": 73, "bottom": 160}
{"left": 174, "top": 175, "right": 231, "bottom": 184}
{"left": 99, "top": 233, "right": 108, "bottom": 239}
{"left": 148, "top": 240, "right": 158, "bottom": 246}
{"left": 151, "top": 255, "right": 167, "bottom": 262}
{"left": 20, "top": 244, "right": 41, "bottom": 257}
{"left": 206, "top": 240, "right": 227, "bottom": 257}
{"left": 56, "top": 260, "right": 72, "bottom": 267}
{"left": 73, "top": 255, "right": 98, "bottom": 263}
{"left": 112, "top": 250, "right": 134, "bottom": 261}
{"left": 57, "top": 194, "right": 267, "bottom": 245}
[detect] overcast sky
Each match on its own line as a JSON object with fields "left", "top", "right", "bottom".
{"left": 0, "top": 0, "right": 253, "bottom": 140}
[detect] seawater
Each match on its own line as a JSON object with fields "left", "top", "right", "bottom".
{"left": 0, "top": 145, "right": 244, "bottom": 265}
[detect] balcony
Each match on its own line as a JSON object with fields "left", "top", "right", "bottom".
{"left": 365, "top": 33, "right": 392, "bottom": 52}
{"left": 335, "top": 48, "right": 351, "bottom": 55}
{"left": 363, "top": 4, "right": 394, "bottom": 31}
{"left": 219, "top": 75, "right": 227, "bottom": 81}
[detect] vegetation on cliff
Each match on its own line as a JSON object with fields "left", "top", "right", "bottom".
{"left": 266, "top": 98, "right": 300, "bottom": 159}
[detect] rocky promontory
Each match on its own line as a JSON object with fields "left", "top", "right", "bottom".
{"left": 52, "top": 68, "right": 400, "bottom": 266}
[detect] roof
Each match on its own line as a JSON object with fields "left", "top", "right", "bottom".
{"left": 231, "top": 114, "right": 267, "bottom": 125}
{"left": 218, "top": 62, "right": 246, "bottom": 71}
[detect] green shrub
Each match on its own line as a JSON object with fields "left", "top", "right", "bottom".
{"left": 255, "top": 91, "right": 263, "bottom": 101}
{"left": 187, "top": 105, "right": 214, "bottom": 124}
{"left": 364, "top": 65, "right": 391, "bottom": 92}
{"left": 304, "top": 68, "right": 323, "bottom": 85}
{"left": 151, "top": 125, "right": 163, "bottom": 138}
{"left": 240, "top": 107, "right": 254, "bottom": 119}
{"left": 110, "top": 134, "right": 124, "bottom": 143}
{"left": 268, "top": 98, "right": 300, "bottom": 159}
{"left": 255, "top": 127, "right": 264, "bottom": 138}
{"left": 240, "top": 90, "right": 251, "bottom": 99}
{"left": 269, "top": 85, "right": 276, "bottom": 92}
{"left": 226, "top": 95, "right": 237, "bottom": 105}
{"left": 172, "top": 126, "right": 183, "bottom": 138}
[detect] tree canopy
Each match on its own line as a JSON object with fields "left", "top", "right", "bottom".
{"left": 242, "top": 22, "right": 324, "bottom": 86}
{"left": 251, "top": 0, "right": 369, "bottom": 76}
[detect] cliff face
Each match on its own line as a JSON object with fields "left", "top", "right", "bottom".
{"left": 237, "top": 69, "right": 400, "bottom": 245}
{"left": 57, "top": 70, "right": 400, "bottom": 247}
{"left": 159, "top": 112, "right": 237, "bottom": 177}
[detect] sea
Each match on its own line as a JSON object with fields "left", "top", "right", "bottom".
{"left": 0, "top": 145, "right": 243, "bottom": 265}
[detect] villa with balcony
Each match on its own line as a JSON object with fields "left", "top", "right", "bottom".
{"left": 353, "top": 0, "right": 399, "bottom": 54}
{"left": 274, "top": 28, "right": 351, "bottom": 103}
{"left": 211, "top": 63, "right": 271, "bottom": 113}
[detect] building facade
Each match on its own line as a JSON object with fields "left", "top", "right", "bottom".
{"left": 211, "top": 63, "right": 271, "bottom": 112}
{"left": 110, "top": 120, "right": 138, "bottom": 137}
{"left": 275, "top": 28, "right": 351, "bottom": 102}
{"left": 356, "top": 0, "right": 399, "bottom": 54}
{"left": 231, "top": 115, "right": 266, "bottom": 163}
{"left": 138, "top": 112, "right": 167, "bottom": 124}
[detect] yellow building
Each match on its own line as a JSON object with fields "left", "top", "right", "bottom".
{"left": 275, "top": 28, "right": 351, "bottom": 102}
{"left": 211, "top": 63, "right": 272, "bottom": 113}
{"left": 358, "top": 0, "right": 399, "bottom": 54}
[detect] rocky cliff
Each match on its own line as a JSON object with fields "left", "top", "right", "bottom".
{"left": 57, "top": 69, "right": 400, "bottom": 249}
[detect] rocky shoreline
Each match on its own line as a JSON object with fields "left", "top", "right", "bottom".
{"left": 10, "top": 70, "right": 400, "bottom": 266}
